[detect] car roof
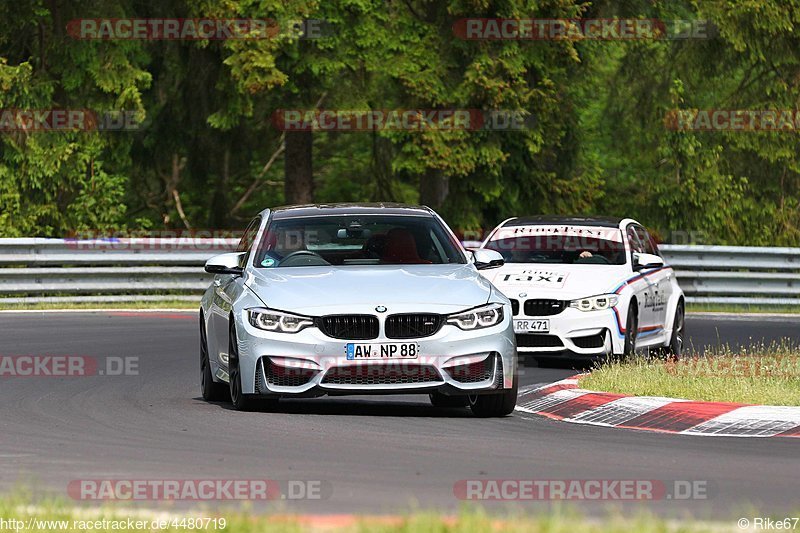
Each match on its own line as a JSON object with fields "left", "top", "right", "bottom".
{"left": 266, "top": 203, "right": 434, "bottom": 219}
{"left": 503, "top": 215, "right": 626, "bottom": 228}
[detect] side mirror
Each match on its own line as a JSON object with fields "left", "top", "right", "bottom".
{"left": 472, "top": 249, "right": 505, "bottom": 270}
{"left": 205, "top": 252, "right": 246, "bottom": 275}
{"left": 633, "top": 252, "right": 664, "bottom": 270}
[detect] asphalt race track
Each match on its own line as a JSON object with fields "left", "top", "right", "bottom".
{"left": 0, "top": 311, "right": 798, "bottom": 518}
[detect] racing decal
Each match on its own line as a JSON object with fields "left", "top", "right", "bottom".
{"left": 494, "top": 269, "right": 569, "bottom": 288}
{"left": 611, "top": 266, "right": 672, "bottom": 294}
{"left": 488, "top": 225, "right": 625, "bottom": 255}
{"left": 492, "top": 225, "right": 623, "bottom": 242}
{"left": 610, "top": 306, "right": 662, "bottom": 338}
{"left": 637, "top": 326, "right": 663, "bottom": 338}
{"left": 643, "top": 291, "right": 666, "bottom": 313}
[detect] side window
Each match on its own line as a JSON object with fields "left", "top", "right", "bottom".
{"left": 634, "top": 226, "right": 659, "bottom": 256}
{"left": 626, "top": 225, "right": 645, "bottom": 256}
{"left": 237, "top": 217, "right": 262, "bottom": 266}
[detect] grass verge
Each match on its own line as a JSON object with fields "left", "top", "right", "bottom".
{"left": 0, "top": 300, "right": 198, "bottom": 311}
{"left": 581, "top": 343, "right": 800, "bottom": 406}
{"left": 686, "top": 303, "right": 800, "bottom": 314}
{"left": 0, "top": 497, "right": 761, "bottom": 532}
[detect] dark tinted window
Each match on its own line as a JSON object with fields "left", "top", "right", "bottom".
{"left": 254, "top": 215, "right": 465, "bottom": 268}
{"left": 485, "top": 225, "right": 626, "bottom": 265}
{"left": 626, "top": 226, "right": 645, "bottom": 255}
{"left": 634, "top": 226, "right": 660, "bottom": 257}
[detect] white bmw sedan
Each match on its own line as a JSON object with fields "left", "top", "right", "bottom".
{"left": 479, "top": 216, "right": 685, "bottom": 362}
{"left": 199, "top": 204, "right": 518, "bottom": 416}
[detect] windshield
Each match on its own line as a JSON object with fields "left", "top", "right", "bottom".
{"left": 254, "top": 215, "right": 466, "bottom": 267}
{"left": 485, "top": 225, "right": 626, "bottom": 265}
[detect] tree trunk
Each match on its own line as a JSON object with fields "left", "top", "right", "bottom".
{"left": 284, "top": 130, "right": 314, "bottom": 204}
{"left": 372, "top": 131, "right": 394, "bottom": 201}
{"left": 419, "top": 167, "right": 449, "bottom": 209}
{"left": 210, "top": 146, "right": 229, "bottom": 228}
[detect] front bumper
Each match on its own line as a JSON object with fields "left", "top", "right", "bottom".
{"left": 232, "top": 313, "right": 517, "bottom": 396}
{"left": 513, "top": 307, "right": 621, "bottom": 358}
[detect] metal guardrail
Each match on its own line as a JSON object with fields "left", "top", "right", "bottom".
{"left": 0, "top": 238, "right": 236, "bottom": 304}
{"left": 0, "top": 239, "right": 798, "bottom": 306}
{"left": 660, "top": 245, "right": 800, "bottom": 306}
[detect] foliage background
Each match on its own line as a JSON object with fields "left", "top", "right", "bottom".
{"left": 1, "top": 0, "right": 799, "bottom": 244}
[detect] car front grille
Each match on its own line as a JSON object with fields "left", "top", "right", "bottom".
{"left": 510, "top": 299, "right": 520, "bottom": 316}
{"left": 317, "top": 315, "right": 379, "bottom": 340}
{"left": 265, "top": 358, "right": 317, "bottom": 387}
{"left": 385, "top": 314, "right": 443, "bottom": 339}
{"left": 523, "top": 299, "right": 569, "bottom": 316}
{"left": 516, "top": 334, "right": 564, "bottom": 348}
{"left": 571, "top": 332, "right": 606, "bottom": 349}
{"left": 321, "top": 364, "right": 441, "bottom": 385}
{"left": 445, "top": 354, "right": 495, "bottom": 383}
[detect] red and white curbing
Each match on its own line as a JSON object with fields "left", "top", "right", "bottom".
{"left": 515, "top": 375, "right": 800, "bottom": 438}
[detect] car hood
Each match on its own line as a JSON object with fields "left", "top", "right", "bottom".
{"left": 481, "top": 263, "right": 631, "bottom": 301}
{"left": 245, "top": 264, "right": 493, "bottom": 315}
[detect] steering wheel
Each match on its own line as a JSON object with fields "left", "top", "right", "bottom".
{"left": 576, "top": 254, "right": 611, "bottom": 265}
{"left": 278, "top": 250, "right": 330, "bottom": 267}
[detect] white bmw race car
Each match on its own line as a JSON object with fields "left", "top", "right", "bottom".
{"left": 479, "top": 216, "right": 685, "bottom": 361}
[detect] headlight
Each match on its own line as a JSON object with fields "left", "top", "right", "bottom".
{"left": 446, "top": 303, "right": 504, "bottom": 330}
{"left": 248, "top": 308, "right": 314, "bottom": 333}
{"left": 569, "top": 294, "right": 619, "bottom": 312}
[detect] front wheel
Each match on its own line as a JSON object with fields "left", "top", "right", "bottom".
{"left": 469, "top": 373, "right": 518, "bottom": 417}
{"left": 228, "top": 321, "right": 258, "bottom": 411}
{"left": 660, "top": 303, "right": 685, "bottom": 361}
{"left": 622, "top": 304, "right": 638, "bottom": 358}
{"left": 200, "top": 315, "right": 229, "bottom": 402}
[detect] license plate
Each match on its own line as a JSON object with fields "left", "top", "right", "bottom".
{"left": 513, "top": 319, "right": 550, "bottom": 333}
{"left": 345, "top": 343, "right": 419, "bottom": 360}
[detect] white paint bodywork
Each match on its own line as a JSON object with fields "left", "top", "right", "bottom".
{"left": 480, "top": 218, "right": 685, "bottom": 358}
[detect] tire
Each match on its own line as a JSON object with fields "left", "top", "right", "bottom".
{"left": 622, "top": 303, "right": 638, "bottom": 358}
{"left": 469, "top": 372, "right": 518, "bottom": 418}
{"left": 660, "top": 302, "right": 685, "bottom": 361}
{"left": 228, "top": 320, "right": 259, "bottom": 411}
{"left": 200, "top": 314, "right": 229, "bottom": 402}
{"left": 429, "top": 391, "right": 469, "bottom": 408}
